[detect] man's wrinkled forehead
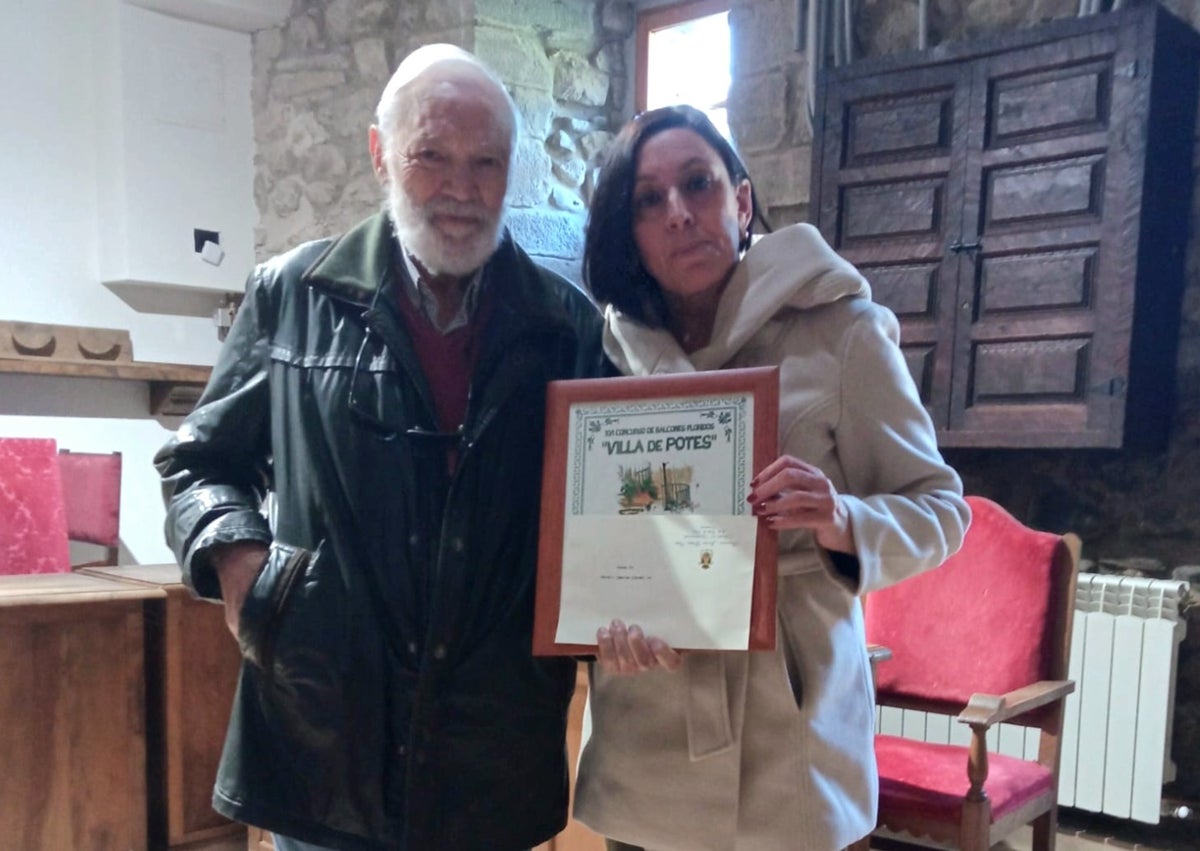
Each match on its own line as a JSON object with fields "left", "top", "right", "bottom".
{"left": 375, "top": 44, "right": 517, "bottom": 159}
{"left": 379, "top": 46, "right": 508, "bottom": 121}
{"left": 390, "top": 44, "right": 477, "bottom": 85}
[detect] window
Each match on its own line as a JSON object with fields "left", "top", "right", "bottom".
{"left": 636, "top": 0, "right": 732, "bottom": 139}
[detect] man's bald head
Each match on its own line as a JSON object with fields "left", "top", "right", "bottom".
{"left": 374, "top": 44, "right": 518, "bottom": 158}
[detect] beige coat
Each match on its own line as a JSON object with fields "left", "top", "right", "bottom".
{"left": 573, "top": 224, "right": 970, "bottom": 851}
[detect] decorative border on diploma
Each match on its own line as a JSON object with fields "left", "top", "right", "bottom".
{"left": 569, "top": 396, "right": 750, "bottom": 515}
{"left": 533, "top": 366, "right": 779, "bottom": 656}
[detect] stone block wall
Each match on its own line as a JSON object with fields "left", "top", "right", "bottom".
{"left": 728, "top": 0, "right": 813, "bottom": 225}
{"left": 252, "top": 0, "right": 634, "bottom": 282}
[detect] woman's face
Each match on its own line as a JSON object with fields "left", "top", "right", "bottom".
{"left": 631, "top": 127, "right": 752, "bottom": 305}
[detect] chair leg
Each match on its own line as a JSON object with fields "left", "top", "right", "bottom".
{"left": 1032, "top": 808, "right": 1058, "bottom": 851}
{"left": 960, "top": 798, "right": 991, "bottom": 851}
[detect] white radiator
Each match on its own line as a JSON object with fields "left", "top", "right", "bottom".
{"left": 876, "top": 572, "right": 1190, "bottom": 824}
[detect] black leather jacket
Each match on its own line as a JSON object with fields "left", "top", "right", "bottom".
{"left": 156, "top": 213, "right": 604, "bottom": 850}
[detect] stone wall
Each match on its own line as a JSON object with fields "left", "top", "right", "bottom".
{"left": 252, "top": 0, "right": 633, "bottom": 282}
{"left": 727, "top": 0, "right": 813, "bottom": 225}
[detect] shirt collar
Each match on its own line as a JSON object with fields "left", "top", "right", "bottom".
{"left": 400, "top": 247, "right": 484, "bottom": 334}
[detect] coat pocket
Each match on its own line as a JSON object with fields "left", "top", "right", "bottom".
{"left": 237, "top": 540, "right": 312, "bottom": 670}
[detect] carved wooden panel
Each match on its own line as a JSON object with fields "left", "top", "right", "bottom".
{"left": 0, "top": 320, "right": 210, "bottom": 419}
{"left": 812, "top": 4, "right": 1199, "bottom": 447}
{"left": 988, "top": 61, "right": 1110, "bottom": 146}
{"left": 950, "top": 26, "right": 1129, "bottom": 444}
{"left": 0, "top": 320, "right": 133, "bottom": 363}
{"left": 970, "top": 338, "right": 1090, "bottom": 402}
{"left": 815, "top": 60, "right": 967, "bottom": 429}
{"left": 983, "top": 156, "right": 1104, "bottom": 227}
{"left": 843, "top": 89, "right": 953, "bottom": 165}
{"left": 863, "top": 262, "right": 941, "bottom": 405}
{"left": 979, "top": 249, "right": 1095, "bottom": 313}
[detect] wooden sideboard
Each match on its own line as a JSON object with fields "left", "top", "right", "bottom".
{"left": 86, "top": 564, "right": 244, "bottom": 850}
{"left": 0, "top": 571, "right": 161, "bottom": 850}
{"left": 0, "top": 567, "right": 243, "bottom": 851}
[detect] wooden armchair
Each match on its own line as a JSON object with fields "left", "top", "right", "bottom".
{"left": 850, "top": 496, "right": 1080, "bottom": 851}
{"left": 57, "top": 449, "right": 122, "bottom": 567}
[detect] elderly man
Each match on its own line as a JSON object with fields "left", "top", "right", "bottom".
{"left": 156, "top": 45, "right": 603, "bottom": 851}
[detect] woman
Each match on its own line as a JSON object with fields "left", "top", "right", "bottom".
{"left": 574, "top": 105, "right": 970, "bottom": 851}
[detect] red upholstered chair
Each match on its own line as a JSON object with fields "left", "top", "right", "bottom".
{"left": 56, "top": 450, "right": 122, "bottom": 567}
{"left": 850, "top": 496, "right": 1080, "bottom": 851}
{"left": 0, "top": 437, "right": 71, "bottom": 574}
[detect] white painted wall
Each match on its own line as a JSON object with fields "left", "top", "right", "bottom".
{"left": 0, "top": 0, "right": 256, "bottom": 565}
{"left": 100, "top": 2, "right": 257, "bottom": 302}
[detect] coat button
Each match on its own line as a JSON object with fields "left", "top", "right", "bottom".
{"left": 451, "top": 537, "right": 464, "bottom": 553}
{"left": 407, "top": 641, "right": 418, "bottom": 655}
{"left": 408, "top": 533, "right": 419, "bottom": 547}
{"left": 397, "top": 744, "right": 407, "bottom": 756}
{"left": 432, "top": 644, "right": 447, "bottom": 660}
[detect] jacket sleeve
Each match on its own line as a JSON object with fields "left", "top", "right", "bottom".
{"left": 832, "top": 304, "right": 970, "bottom": 595}
{"left": 154, "top": 266, "right": 275, "bottom": 600}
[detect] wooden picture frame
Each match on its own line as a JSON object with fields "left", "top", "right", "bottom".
{"left": 534, "top": 366, "right": 779, "bottom": 656}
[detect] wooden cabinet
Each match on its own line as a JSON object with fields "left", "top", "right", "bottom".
{"left": 86, "top": 564, "right": 244, "bottom": 850}
{"left": 0, "top": 572, "right": 162, "bottom": 851}
{"left": 811, "top": 3, "right": 1200, "bottom": 447}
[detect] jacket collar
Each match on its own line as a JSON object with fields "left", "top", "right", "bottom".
{"left": 300, "top": 211, "right": 396, "bottom": 306}
{"left": 604, "top": 223, "right": 870, "bottom": 375}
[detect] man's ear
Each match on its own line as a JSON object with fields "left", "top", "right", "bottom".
{"left": 368, "top": 125, "right": 387, "bottom": 183}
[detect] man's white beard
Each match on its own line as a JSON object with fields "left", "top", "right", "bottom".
{"left": 387, "top": 183, "right": 505, "bottom": 277}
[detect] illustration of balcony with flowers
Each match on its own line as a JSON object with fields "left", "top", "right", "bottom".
{"left": 617, "top": 463, "right": 694, "bottom": 514}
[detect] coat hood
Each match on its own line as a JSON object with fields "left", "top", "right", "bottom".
{"left": 604, "top": 223, "right": 870, "bottom": 375}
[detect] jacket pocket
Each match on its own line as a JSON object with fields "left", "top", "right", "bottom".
{"left": 237, "top": 540, "right": 312, "bottom": 670}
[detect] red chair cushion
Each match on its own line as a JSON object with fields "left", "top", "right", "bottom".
{"left": 865, "top": 496, "right": 1062, "bottom": 705}
{"left": 57, "top": 452, "right": 121, "bottom": 547}
{"left": 875, "top": 734, "right": 1056, "bottom": 823}
{"left": 0, "top": 438, "right": 70, "bottom": 574}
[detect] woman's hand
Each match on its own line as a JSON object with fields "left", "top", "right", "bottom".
{"left": 747, "top": 455, "right": 855, "bottom": 554}
{"left": 596, "top": 619, "right": 683, "bottom": 675}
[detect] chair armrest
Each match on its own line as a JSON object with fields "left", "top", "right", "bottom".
{"left": 867, "top": 644, "right": 893, "bottom": 665}
{"left": 956, "top": 679, "right": 1075, "bottom": 728}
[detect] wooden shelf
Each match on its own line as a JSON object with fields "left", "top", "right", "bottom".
{"left": 0, "top": 357, "right": 211, "bottom": 417}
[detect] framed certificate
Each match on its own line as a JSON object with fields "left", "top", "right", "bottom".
{"left": 534, "top": 366, "right": 779, "bottom": 655}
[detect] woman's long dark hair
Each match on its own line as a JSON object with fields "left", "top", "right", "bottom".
{"left": 582, "top": 105, "right": 767, "bottom": 327}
